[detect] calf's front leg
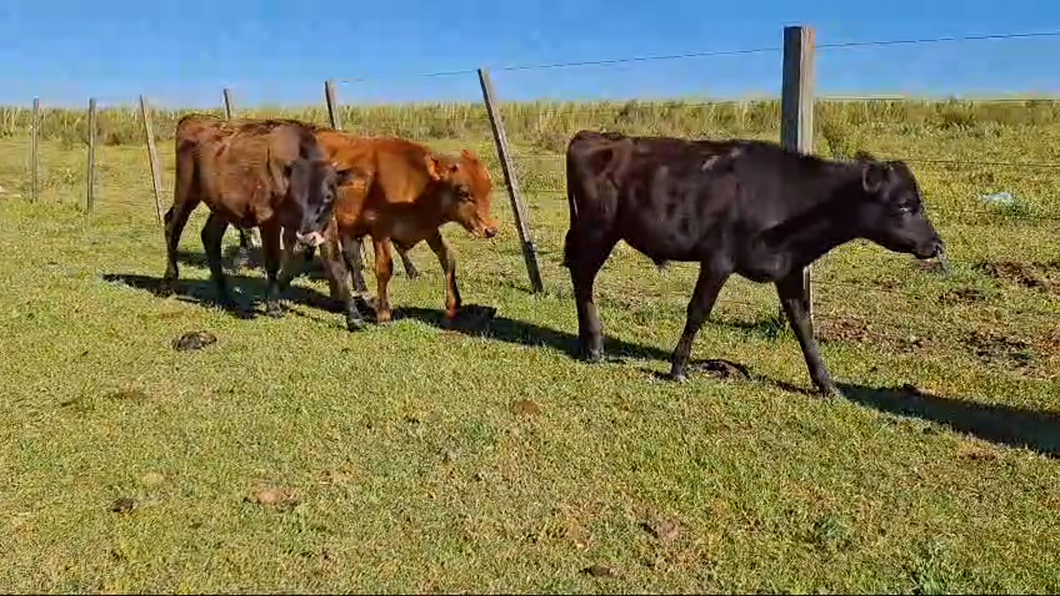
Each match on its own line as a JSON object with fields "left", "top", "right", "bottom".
{"left": 775, "top": 271, "right": 837, "bottom": 396}
{"left": 261, "top": 222, "right": 286, "bottom": 318}
{"left": 275, "top": 227, "right": 304, "bottom": 293}
{"left": 425, "top": 231, "right": 461, "bottom": 320}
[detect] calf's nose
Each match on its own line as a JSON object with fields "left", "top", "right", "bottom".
{"left": 484, "top": 226, "right": 498, "bottom": 238}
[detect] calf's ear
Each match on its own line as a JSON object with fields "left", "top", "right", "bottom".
{"left": 861, "top": 161, "right": 891, "bottom": 194}
{"left": 425, "top": 156, "right": 444, "bottom": 181}
{"left": 284, "top": 159, "right": 311, "bottom": 197}
{"left": 333, "top": 163, "right": 359, "bottom": 186}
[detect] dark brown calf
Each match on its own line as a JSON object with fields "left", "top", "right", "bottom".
{"left": 162, "top": 114, "right": 356, "bottom": 319}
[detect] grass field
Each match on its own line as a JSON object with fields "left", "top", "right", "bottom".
{"left": 0, "top": 98, "right": 1058, "bottom": 593}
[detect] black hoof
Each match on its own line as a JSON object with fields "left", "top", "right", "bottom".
{"left": 664, "top": 371, "right": 688, "bottom": 383}
{"left": 581, "top": 348, "right": 604, "bottom": 363}
{"left": 159, "top": 277, "right": 177, "bottom": 296}
{"left": 346, "top": 317, "right": 367, "bottom": 331}
{"left": 264, "top": 303, "right": 284, "bottom": 319}
{"left": 817, "top": 384, "right": 840, "bottom": 398}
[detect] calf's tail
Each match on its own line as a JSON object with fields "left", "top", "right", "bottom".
{"left": 562, "top": 148, "right": 582, "bottom": 269}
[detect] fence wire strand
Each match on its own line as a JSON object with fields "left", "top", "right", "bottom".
{"left": 337, "top": 30, "right": 1060, "bottom": 82}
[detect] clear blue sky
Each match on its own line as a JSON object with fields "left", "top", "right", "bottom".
{"left": 1, "top": 0, "right": 1057, "bottom": 108}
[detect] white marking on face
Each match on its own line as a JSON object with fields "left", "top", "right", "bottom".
{"left": 295, "top": 231, "right": 325, "bottom": 248}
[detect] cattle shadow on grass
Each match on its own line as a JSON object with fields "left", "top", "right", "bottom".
{"left": 681, "top": 368, "right": 1060, "bottom": 458}
{"left": 396, "top": 306, "right": 673, "bottom": 362}
{"left": 174, "top": 248, "right": 333, "bottom": 282}
{"left": 836, "top": 382, "right": 1060, "bottom": 458}
{"left": 100, "top": 272, "right": 352, "bottom": 321}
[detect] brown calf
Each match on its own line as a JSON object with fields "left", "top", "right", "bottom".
{"left": 299, "top": 130, "right": 498, "bottom": 331}
{"left": 162, "top": 114, "right": 357, "bottom": 319}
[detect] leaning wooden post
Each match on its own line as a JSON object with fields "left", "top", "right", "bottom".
{"left": 780, "top": 25, "right": 815, "bottom": 323}
{"left": 222, "top": 88, "right": 234, "bottom": 119}
{"left": 86, "top": 97, "right": 97, "bottom": 213}
{"left": 324, "top": 78, "right": 368, "bottom": 266}
{"left": 477, "top": 68, "right": 544, "bottom": 294}
{"left": 139, "top": 94, "right": 165, "bottom": 224}
{"left": 324, "top": 79, "right": 342, "bottom": 130}
{"left": 30, "top": 97, "right": 40, "bottom": 203}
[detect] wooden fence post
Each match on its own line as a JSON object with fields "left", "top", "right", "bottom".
{"left": 324, "top": 79, "right": 342, "bottom": 130}
{"left": 30, "top": 97, "right": 40, "bottom": 203}
{"left": 780, "top": 24, "right": 815, "bottom": 323}
{"left": 223, "top": 88, "right": 234, "bottom": 119}
{"left": 477, "top": 68, "right": 544, "bottom": 294}
{"left": 323, "top": 78, "right": 369, "bottom": 267}
{"left": 139, "top": 94, "right": 165, "bottom": 224}
{"left": 86, "top": 97, "right": 97, "bottom": 213}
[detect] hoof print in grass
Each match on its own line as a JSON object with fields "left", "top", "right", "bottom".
{"left": 172, "top": 330, "right": 217, "bottom": 351}
{"left": 509, "top": 398, "right": 541, "bottom": 416}
{"left": 692, "top": 359, "right": 751, "bottom": 380}
{"left": 245, "top": 486, "right": 300, "bottom": 510}
{"left": 581, "top": 564, "right": 616, "bottom": 578}
{"left": 109, "top": 497, "right": 137, "bottom": 514}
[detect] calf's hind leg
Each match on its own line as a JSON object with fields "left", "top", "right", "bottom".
{"left": 163, "top": 149, "right": 200, "bottom": 289}
{"left": 201, "top": 212, "right": 236, "bottom": 309}
{"left": 372, "top": 237, "right": 395, "bottom": 324}
{"left": 396, "top": 245, "right": 420, "bottom": 279}
{"left": 667, "top": 264, "right": 729, "bottom": 381}
{"left": 341, "top": 237, "right": 371, "bottom": 295}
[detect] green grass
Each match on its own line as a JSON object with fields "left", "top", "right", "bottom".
{"left": 0, "top": 98, "right": 1058, "bottom": 593}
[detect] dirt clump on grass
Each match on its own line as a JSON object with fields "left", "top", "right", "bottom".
{"left": 172, "top": 330, "right": 218, "bottom": 351}
{"left": 641, "top": 517, "right": 683, "bottom": 543}
{"left": 817, "top": 317, "right": 872, "bottom": 343}
{"left": 817, "top": 316, "right": 930, "bottom": 353}
{"left": 105, "top": 388, "right": 149, "bottom": 403}
{"left": 975, "top": 259, "right": 1060, "bottom": 293}
{"left": 109, "top": 497, "right": 137, "bottom": 514}
{"left": 245, "top": 486, "right": 301, "bottom": 510}
{"left": 690, "top": 359, "right": 752, "bottom": 380}
{"left": 509, "top": 398, "right": 541, "bottom": 416}
{"left": 964, "top": 330, "right": 1036, "bottom": 367}
{"left": 937, "top": 287, "right": 987, "bottom": 305}
{"left": 581, "top": 563, "right": 616, "bottom": 578}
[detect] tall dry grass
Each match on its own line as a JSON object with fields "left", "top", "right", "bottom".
{"left": 3, "top": 98, "right": 1060, "bottom": 158}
